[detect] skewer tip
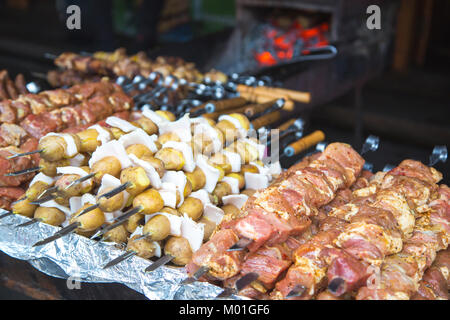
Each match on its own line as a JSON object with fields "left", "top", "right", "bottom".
{"left": 327, "top": 277, "right": 346, "bottom": 295}
{"left": 285, "top": 284, "right": 306, "bottom": 298}
{"left": 6, "top": 149, "right": 43, "bottom": 160}
{"left": 227, "top": 237, "right": 253, "bottom": 252}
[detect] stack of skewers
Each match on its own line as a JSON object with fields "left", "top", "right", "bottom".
{"left": 0, "top": 49, "right": 447, "bottom": 301}
{"left": 0, "top": 65, "right": 311, "bottom": 213}
{"left": 43, "top": 49, "right": 311, "bottom": 113}
{"left": 1, "top": 99, "right": 318, "bottom": 275}
{"left": 0, "top": 80, "right": 133, "bottom": 210}
{"left": 46, "top": 48, "right": 206, "bottom": 87}
{"left": 184, "top": 145, "right": 449, "bottom": 300}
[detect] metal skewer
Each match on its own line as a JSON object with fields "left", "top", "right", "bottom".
{"left": 4, "top": 166, "right": 42, "bottom": 176}
{"left": 360, "top": 135, "right": 380, "bottom": 172}
{"left": 68, "top": 182, "right": 132, "bottom": 218}
{"left": 285, "top": 284, "right": 307, "bottom": 298}
{"left": 181, "top": 266, "right": 209, "bottom": 285}
{"left": 360, "top": 135, "right": 379, "bottom": 155}
{"left": 44, "top": 53, "right": 58, "bottom": 60}
{"left": 0, "top": 211, "right": 13, "bottom": 220}
{"left": 7, "top": 149, "right": 43, "bottom": 160}
{"left": 90, "top": 206, "right": 142, "bottom": 240}
{"left": 227, "top": 237, "right": 253, "bottom": 252}
{"left": 36, "top": 186, "right": 58, "bottom": 200}
{"left": 103, "top": 250, "right": 137, "bottom": 269}
{"left": 16, "top": 218, "right": 42, "bottom": 228}
{"left": 429, "top": 145, "right": 447, "bottom": 166}
{"left": 216, "top": 272, "right": 259, "bottom": 298}
{"left": 30, "top": 194, "right": 58, "bottom": 205}
{"left": 64, "top": 173, "right": 95, "bottom": 190}
{"left": 11, "top": 197, "right": 27, "bottom": 206}
{"left": 32, "top": 222, "right": 80, "bottom": 247}
{"left": 327, "top": 277, "right": 346, "bottom": 295}
{"left": 144, "top": 254, "right": 175, "bottom": 273}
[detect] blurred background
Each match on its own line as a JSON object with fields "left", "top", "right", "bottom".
{"left": 0, "top": 0, "right": 448, "bottom": 176}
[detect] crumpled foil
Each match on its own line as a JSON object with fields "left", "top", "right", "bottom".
{"left": 0, "top": 214, "right": 244, "bottom": 300}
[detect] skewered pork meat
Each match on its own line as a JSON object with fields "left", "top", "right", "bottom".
{"left": 186, "top": 143, "right": 365, "bottom": 284}
{"left": 0, "top": 70, "right": 28, "bottom": 101}
{"left": 0, "top": 80, "right": 129, "bottom": 125}
{"left": 411, "top": 248, "right": 450, "bottom": 300}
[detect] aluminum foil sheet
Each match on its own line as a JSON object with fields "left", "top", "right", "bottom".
{"left": 0, "top": 213, "right": 244, "bottom": 300}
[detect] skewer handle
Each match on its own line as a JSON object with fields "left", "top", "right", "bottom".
{"left": 429, "top": 145, "right": 447, "bottom": 166}
{"left": 201, "top": 105, "right": 248, "bottom": 120}
{"left": 277, "top": 118, "right": 297, "bottom": 131}
{"left": 284, "top": 130, "right": 325, "bottom": 157}
{"left": 244, "top": 98, "right": 284, "bottom": 118}
{"left": 239, "top": 91, "right": 295, "bottom": 111}
{"left": 205, "top": 97, "right": 247, "bottom": 113}
{"left": 237, "top": 84, "right": 311, "bottom": 104}
{"left": 251, "top": 110, "right": 281, "bottom": 130}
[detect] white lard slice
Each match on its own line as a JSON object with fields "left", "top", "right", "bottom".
{"left": 245, "top": 172, "right": 269, "bottom": 190}
{"left": 181, "top": 214, "right": 204, "bottom": 252}
{"left": 89, "top": 140, "right": 132, "bottom": 169}
{"left": 128, "top": 154, "right": 161, "bottom": 189}
{"left": 222, "top": 194, "right": 249, "bottom": 210}
{"left": 162, "top": 141, "right": 195, "bottom": 173}
{"left": 203, "top": 204, "right": 224, "bottom": 225}
{"left": 118, "top": 128, "right": 158, "bottom": 153}
{"left": 105, "top": 116, "right": 138, "bottom": 133}
{"left": 196, "top": 154, "right": 220, "bottom": 193}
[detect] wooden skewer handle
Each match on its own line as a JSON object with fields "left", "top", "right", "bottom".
{"left": 244, "top": 100, "right": 278, "bottom": 117}
{"left": 237, "top": 84, "right": 311, "bottom": 103}
{"left": 285, "top": 130, "right": 325, "bottom": 156}
{"left": 206, "top": 97, "right": 247, "bottom": 112}
{"left": 251, "top": 110, "right": 281, "bottom": 130}
{"left": 202, "top": 105, "right": 249, "bottom": 120}
{"left": 277, "top": 118, "right": 297, "bottom": 131}
{"left": 239, "top": 91, "right": 294, "bottom": 111}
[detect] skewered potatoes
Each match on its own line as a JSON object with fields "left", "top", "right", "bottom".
{"left": 70, "top": 203, "right": 105, "bottom": 232}
{"left": 39, "top": 158, "right": 70, "bottom": 177}
{"left": 140, "top": 156, "right": 165, "bottom": 178}
{"left": 97, "top": 186, "right": 125, "bottom": 212}
{"left": 120, "top": 166, "right": 150, "bottom": 196}
{"left": 125, "top": 213, "right": 144, "bottom": 233}
{"left": 91, "top": 156, "right": 122, "bottom": 184}
{"left": 178, "top": 197, "right": 203, "bottom": 221}
{"left": 77, "top": 129, "right": 104, "bottom": 153}
{"left": 126, "top": 144, "right": 154, "bottom": 158}
{"left": 39, "top": 134, "right": 82, "bottom": 162}
{"left": 143, "top": 215, "right": 171, "bottom": 241}
{"left": 34, "top": 207, "right": 66, "bottom": 226}
{"left": 160, "top": 207, "right": 179, "bottom": 216}
{"left": 157, "top": 132, "right": 180, "bottom": 145}
{"left": 199, "top": 216, "right": 217, "bottom": 241}
{"left": 133, "top": 189, "right": 164, "bottom": 214}
{"left": 104, "top": 225, "right": 129, "bottom": 244}
{"left": 185, "top": 167, "right": 206, "bottom": 191}
{"left": 127, "top": 235, "right": 156, "bottom": 259}
{"left": 136, "top": 117, "right": 158, "bottom": 135}
{"left": 164, "top": 236, "right": 193, "bottom": 266}
{"left": 12, "top": 196, "right": 37, "bottom": 218}
{"left": 55, "top": 167, "right": 93, "bottom": 198}
{"left": 212, "top": 182, "right": 232, "bottom": 205}
{"left": 155, "top": 147, "right": 185, "bottom": 170}
{"left": 25, "top": 181, "right": 52, "bottom": 201}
